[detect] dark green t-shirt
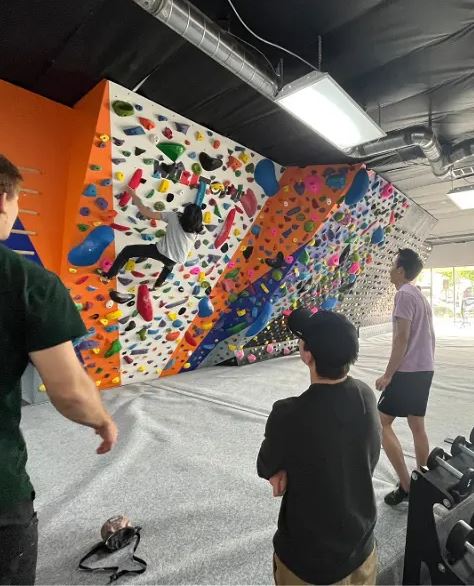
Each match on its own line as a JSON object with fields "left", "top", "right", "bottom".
{"left": 0, "top": 244, "right": 87, "bottom": 508}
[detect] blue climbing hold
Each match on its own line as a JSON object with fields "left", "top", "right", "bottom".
{"left": 68, "top": 225, "right": 114, "bottom": 267}
{"left": 255, "top": 159, "right": 279, "bottom": 197}
{"left": 320, "top": 297, "right": 338, "bottom": 311}
{"left": 344, "top": 168, "right": 369, "bottom": 206}
{"left": 195, "top": 179, "right": 207, "bottom": 207}
{"left": 371, "top": 226, "right": 385, "bottom": 245}
{"left": 198, "top": 297, "right": 214, "bottom": 318}
{"left": 95, "top": 197, "right": 108, "bottom": 210}
{"left": 124, "top": 126, "right": 146, "bottom": 136}
{"left": 246, "top": 301, "right": 273, "bottom": 337}
{"left": 83, "top": 184, "right": 97, "bottom": 197}
{"left": 100, "top": 178, "right": 112, "bottom": 186}
{"left": 79, "top": 207, "right": 90, "bottom": 217}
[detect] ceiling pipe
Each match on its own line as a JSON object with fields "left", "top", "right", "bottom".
{"left": 345, "top": 126, "right": 474, "bottom": 179}
{"left": 132, "top": 0, "right": 278, "bottom": 98}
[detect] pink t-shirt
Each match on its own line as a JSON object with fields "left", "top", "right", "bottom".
{"left": 393, "top": 283, "right": 435, "bottom": 372}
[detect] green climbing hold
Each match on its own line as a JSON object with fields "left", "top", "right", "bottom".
{"left": 191, "top": 163, "right": 202, "bottom": 175}
{"left": 122, "top": 150, "right": 131, "bottom": 157}
{"left": 352, "top": 252, "right": 360, "bottom": 261}
{"left": 214, "top": 206, "right": 222, "bottom": 219}
{"left": 334, "top": 212, "right": 344, "bottom": 221}
{"left": 228, "top": 293, "right": 238, "bottom": 303}
{"left": 235, "top": 170, "right": 241, "bottom": 177}
{"left": 75, "top": 303, "right": 83, "bottom": 311}
{"left": 104, "top": 339, "right": 122, "bottom": 358}
{"left": 200, "top": 281, "right": 211, "bottom": 289}
{"left": 298, "top": 249, "right": 310, "bottom": 265}
{"left": 155, "top": 229, "right": 166, "bottom": 238}
{"left": 226, "top": 321, "right": 248, "bottom": 335}
{"left": 77, "top": 224, "right": 89, "bottom": 232}
{"left": 157, "top": 142, "right": 185, "bottom": 162}
{"left": 90, "top": 164, "right": 102, "bottom": 171}
{"left": 143, "top": 158, "right": 154, "bottom": 165}
{"left": 137, "top": 327, "right": 147, "bottom": 341}
{"left": 296, "top": 213, "right": 306, "bottom": 222}
{"left": 303, "top": 221, "right": 315, "bottom": 233}
{"left": 272, "top": 269, "right": 283, "bottom": 281}
{"left": 112, "top": 100, "right": 134, "bottom": 117}
{"left": 226, "top": 268, "right": 240, "bottom": 280}
{"left": 145, "top": 190, "right": 154, "bottom": 199}
{"left": 153, "top": 202, "right": 165, "bottom": 211}
{"left": 245, "top": 163, "right": 255, "bottom": 173}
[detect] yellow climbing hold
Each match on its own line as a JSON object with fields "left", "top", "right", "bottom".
{"left": 169, "top": 312, "right": 178, "bottom": 320}
{"left": 184, "top": 362, "right": 191, "bottom": 369}
{"left": 237, "top": 309, "right": 246, "bottom": 317}
{"left": 96, "top": 380, "right": 102, "bottom": 387}
{"left": 228, "top": 344, "right": 237, "bottom": 351}
{"left": 239, "top": 151, "right": 250, "bottom": 164}
{"left": 202, "top": 322, "right": 213, "bottom": 330}
{"left": 198, "top": 271, "right": 206, "bottom": 282}
{"left": 233, "top": 228, "right": 241, "bottom": 237}
{"left": 138, "top": 365, "right": 146, "bottom": 373}
{"left": 69, "top": 268, "right": 77, "bottom": 273}
{"left": 195, "top": 131, "right": 205, "bottom": 141}
{"left": 125, "top": 260, "right": 136, "bottom": 271}
{"left": 260, "top": 283, "right": 269, "bottom": 294}
{"left": 115, "top": 171, "right": 125, "bottom": 181}
{"left": 99, "top": 134, "right": 110, "bottom": 142}
{"left": 99, "top": 318, "right": 109, "bottom": 326}
{"left": 203, "top": 211, "right": 212, "bottom": 224}
{"left": 158, "top": 179, "right": 170, "bottom": 192}
{"left": 92, "top": 347, "right": 101, "bottom": 354}
{"left": 93, "top": 221, "right": 103, "bottom": 227}
{"left": 38, "top": 384, "right": 46, "bottom": 392}
{"left": 106, "top": 309, "right": 123, "bottom": 320}
{"left": 112, "top": 376, "right": 120, "bottom": 384}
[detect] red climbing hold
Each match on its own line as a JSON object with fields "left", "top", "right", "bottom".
{"left": 215, "top": 208, "right": 236, "bottom": 249}
{"left": 185, "top": 331, "right": 198, "bottom": 346}
{"left": 128, "top": 169, "right": 143, "bottom": 189}
{"left": 137, "top": 284, "right": 153, "bottom": 322}
{"left": 131, "top": 270, "right": 145, "bottom": 278}
{"left": 240, "top": 188, "right": 257, "bottom": 217}
{"left": 119, "top": 191, "right": 132, "bottom": 207}
{"left": 139, "top": 117, "right": 155, "bottom": 131}
{"left": 110, "top": 223, "right": 129, "bottom": 231}
{"left": 166, "top": 331, "right": 180, "bottom": 342}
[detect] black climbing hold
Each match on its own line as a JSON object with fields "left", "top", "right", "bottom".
{"left": 125, "top": 320, "right": 136, "bottom": 332}
{"left": 199, "top": 152, "right": 223, "bottom": 172}
{"left": 166, "top": 193, "right": 174, "bottom": 203}
{"left": 109, "top": 290, "right": 135, "bottom": 304}
{"left": 135, "top": 147, "right": 146, "bottom": 156}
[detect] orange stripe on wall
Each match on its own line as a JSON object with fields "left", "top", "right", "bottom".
{"left": 164, "top": 163, "right": 362, "bottom": 376}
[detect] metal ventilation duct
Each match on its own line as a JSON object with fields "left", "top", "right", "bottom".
{"left": 132, "top": 0, "right": 278, "bottom": 98}
{"left": 346, "top": 126, "right": 474, "bottom": 179}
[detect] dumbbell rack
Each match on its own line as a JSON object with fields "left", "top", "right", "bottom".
{"left": 403, "top": 443, "right": 474, "bottom": 584}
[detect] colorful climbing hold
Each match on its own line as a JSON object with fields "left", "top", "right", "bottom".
{"left": 112, "top": 101, "right": 134, "bottom": 117}
{"left": 68, "top": 225, "right": 114, "bottom": 267}
{"left": 254, "top": 159, "right": 279, "bottom": 196}
{"left": 136, "top": 284, "right": 153, "bottom": 322}
{"left": 104, "top": 340, "right": 122, "bottom": 358}
{"left": 158, "top": 142, "right": 185, "bottom": 162}
{"left": 199, "top": 152, "right": 223, "bottom": 172}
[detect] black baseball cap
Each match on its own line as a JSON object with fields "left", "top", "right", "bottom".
{"left": 287, "top": 308, "right": 359, "bottom": 368}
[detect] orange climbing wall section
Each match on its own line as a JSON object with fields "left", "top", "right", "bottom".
{"left": 165, "top": 164, "right": 361, "bottom": 375}
{"left": 60, "top": 82, "right": 121, "bottom": 389}
{"left": 0, "top": 80, "right": 74, "bottom": 272}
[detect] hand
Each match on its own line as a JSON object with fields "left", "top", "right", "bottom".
{"left": 376, "top": 374, "right": 392, "bottom": 392}
{"left": 126, "top": 186, "right": 140, "bottom": 205}
{"left": 269, "top": 470, "right": 287, "bottom": 497}
{"left": 95, "top": 417, "right": 118, "bottom": 454}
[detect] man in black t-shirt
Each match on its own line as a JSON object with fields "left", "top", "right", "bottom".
{"left": 0, "top": 155, "right": 118, "bottom": 585}
{"left": 257, "top": 309, "right": 381, "bottom": 585}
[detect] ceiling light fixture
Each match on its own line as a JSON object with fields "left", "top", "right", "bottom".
{"left": 276, "top": 71, "right": 386, "bottom": 151}
{"left": 447, "top": 185, "right": 474, "bottom": 210}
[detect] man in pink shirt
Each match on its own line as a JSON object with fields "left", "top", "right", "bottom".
{"left": 376, "top": 248, "right": 435, "bottom": 505}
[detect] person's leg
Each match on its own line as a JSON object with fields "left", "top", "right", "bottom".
{"left": 105, "top": 244, "right": 159, "bottom": 278}
{"left": 153, "top": 264, "right": 174, "bottom": 289}
{"left": 379, "top": 412, "right": 411, "bottom": 492}
{"left": 0, "top": 500, "right": 38, "bottom": 585}
{"left": 407, "top": 415, "right": 429, "bottom": 469}
{"left": 335, "top": 547, "right": 377, "bottom": 585}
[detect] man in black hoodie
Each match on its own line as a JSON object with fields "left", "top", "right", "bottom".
{"left": 257, "top": 309, "right": 381, "bottom": 585}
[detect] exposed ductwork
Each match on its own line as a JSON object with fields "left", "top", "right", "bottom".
{"left": 345, "top": 126, "right": 474, "bottom": 179}
{"left": 132, "top": 0, "right": 278, "bottom": 98}
{"left": 133, "top": 0, "right": 474, "bottom": 182}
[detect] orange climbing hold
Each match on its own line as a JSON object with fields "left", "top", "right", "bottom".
{"left": 166, "top": 331, "right": 180, "bottom": 342}
{"left": 139, "top": 117, "right": 155, "bottom": 130}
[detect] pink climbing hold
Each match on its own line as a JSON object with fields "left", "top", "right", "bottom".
{"left": 101, "top": 259, "right": 113, "bottom": 272}
{"left": 137, "top": 284, "right": 153, "bottom": 322}
{"left": 283, "top": 347, "right": 291, "bottom": 355}
{"left": 380, "top": 183, "right": 394, "bottom": 199}
{"left": 348, "top": 262, "right": 360, "bottom": 275}
{"left": 235, "top": 349, "right": 245, "bottom": 360}
{"left": 327, "top": 253, "right": 340, "bottom": 267}
{"left": 190, "top": 267, "right": 201, "bottom": 275}
{"left": 215, "top": 208, "right": 236, "bottom": 249}
{"left": 304, "top": 174, "right": 323, "bottom": 194}
{"left": 266, "top": 344, "right": 274, "bottom": 354}
{"left": 247, "top": 353, "right": 257, "bottom": 363}
{"left": 310, "top": 307, "right": 319, "bottom": 314}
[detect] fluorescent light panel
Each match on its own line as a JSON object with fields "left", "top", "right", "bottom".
{"left": 447, "top": 185, "right": 474, "bottom": 210}
{"left": 276, "top": 71, "right": 385, "bottom": 150}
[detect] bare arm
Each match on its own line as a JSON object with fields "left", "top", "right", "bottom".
{"left": 128, "top": 187, "right": 162, "bottom": 221}
{"left": 30, "top": 341, "right": 117, "bottom": 453}
{"left": 385, "top": 317, "right": 410, "bottom": 378}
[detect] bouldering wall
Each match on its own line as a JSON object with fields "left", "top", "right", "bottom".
{"left": 0, "top": 80, "right": 74, "bottom": 271}
{"left": 63, "top": 80, "right": 436, "bottom": 387}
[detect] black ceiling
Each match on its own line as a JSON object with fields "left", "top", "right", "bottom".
{"left": 2, "top": 0, "right": 474, "bottom": 208}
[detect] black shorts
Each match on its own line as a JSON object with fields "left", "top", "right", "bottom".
{"left": 378, "top": 371, "right": 434, "bottom": 417}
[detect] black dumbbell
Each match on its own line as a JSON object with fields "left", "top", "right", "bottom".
{"left": 427, "top": 447, "right": 474, "bottom": 496}
{"left": 451, "top": 436, "right": 474, "bottom": 459}
{"left": 446, "top": 520, "right": 474, "bottom": 562}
